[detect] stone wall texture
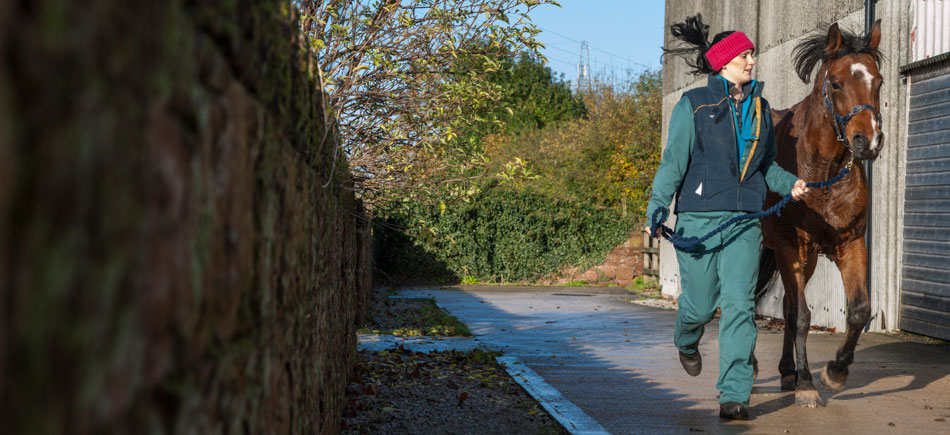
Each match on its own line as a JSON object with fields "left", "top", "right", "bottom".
{"left": 0, "top": 1, "right": 372, "bottom": 433}
{"left": 553, "top": 232, "right": 646, "bottom": 287}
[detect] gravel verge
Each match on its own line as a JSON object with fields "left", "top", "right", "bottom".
{"left": 343, "top": 289, "right": 567, "bottom": 434}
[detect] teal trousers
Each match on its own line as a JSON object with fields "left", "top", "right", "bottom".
{"left": 673, "top": 211, "right": 760, "bottom": 406}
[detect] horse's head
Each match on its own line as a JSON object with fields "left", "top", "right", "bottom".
{"left": 795, "top": 20, "right": 884, "bottom": 161}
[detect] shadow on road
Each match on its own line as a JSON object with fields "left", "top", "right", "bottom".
{"left": 407, "top": 286, "right": 950, "bottom": 432}
{"left": 751, "top": 336, "right": 950, "bottom": 419}
{"left": 402, "top": 286, "right": 749, "bottom": 433}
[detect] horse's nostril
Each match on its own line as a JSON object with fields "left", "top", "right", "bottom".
{"left": 851, "top": 134, "right": 870, "bottom": 151}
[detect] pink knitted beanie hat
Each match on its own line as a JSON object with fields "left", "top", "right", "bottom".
{"left": 704, "top": 31, "right": 755, "bottom": 71}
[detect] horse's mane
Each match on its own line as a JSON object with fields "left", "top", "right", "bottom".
{"left": 792, "top": 24, "right": 883, "bottom": 83}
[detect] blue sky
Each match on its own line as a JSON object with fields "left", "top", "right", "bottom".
{"left": 528, "top": 1, "right": 666, "bottom": 83}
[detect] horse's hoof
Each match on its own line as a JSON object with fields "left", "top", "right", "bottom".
{"left": 821, "top": 365, "right": 847, "bottom": 392}
{"left": 795, "top": 389, "right": 825, "bottom": 408}
{"left": 780, "top": 375, "right": 797, "bottom": 391}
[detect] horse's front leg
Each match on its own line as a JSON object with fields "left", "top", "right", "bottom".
{"left": 776, "top": 246, "right": 822, "bottom": 406}
{"left": 823, "top": 237, "right": 871, "bottom": 391}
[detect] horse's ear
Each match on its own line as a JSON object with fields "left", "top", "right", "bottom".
{"left": 868, "top": 19, "right": 882, "bottom": 50}
{"left": 825, "top": 22, "right": 843, "bottom": 55}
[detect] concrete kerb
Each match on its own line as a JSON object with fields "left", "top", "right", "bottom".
{"left": 497, "top": 356, "right": 609, "bottom": 435}
{"left": 357, "top": 294, "right": 607, "bottom": 435}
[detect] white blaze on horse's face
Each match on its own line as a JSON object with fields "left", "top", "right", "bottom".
{"left": 851, "top": 62, "right": 882, "bottom": 154}
{"left": 850, "top": 63, "right": 873, "bottom": 91}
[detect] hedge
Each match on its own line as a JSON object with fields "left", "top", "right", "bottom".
{"left": 374, "top": 182, "right": 633, "bottom": 283}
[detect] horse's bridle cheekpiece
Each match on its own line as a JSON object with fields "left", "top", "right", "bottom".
{"left": 821, "top": 73, "right": 882, "bottom": 156}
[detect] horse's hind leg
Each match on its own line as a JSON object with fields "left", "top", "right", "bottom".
{"left": 823, "top": 239, "right": 871, "bottom": 391}
{"left": 751, "top": 349, "right": 758, "bottom": 381}
{"left": 779, "top": 284, "right": 797, "bottom": 390}
{"left": 776, "top": 247, "right": 822, "bottom": 406}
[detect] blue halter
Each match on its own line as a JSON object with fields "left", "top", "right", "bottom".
{"left": 821, "top": 73, "right": 882, "bottom": 153}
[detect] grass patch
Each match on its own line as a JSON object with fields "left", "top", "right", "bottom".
{"left": 556, "top": 280, "right": 618, "bottom": 287}
{"left": 625, "top": 275, "right": 662, "bottom": 299}
{"left": 360, "top": 296, "right": 472, "bottom": 337}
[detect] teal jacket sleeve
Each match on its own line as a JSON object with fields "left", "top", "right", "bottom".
{"left": 646, "top": 97, "right": 694, "bottom": 223}
{"left": 759, "top": 105, "right": 799, "bottom": 195}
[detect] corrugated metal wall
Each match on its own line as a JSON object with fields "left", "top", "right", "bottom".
{"left": 900, "top": 58, "right": 950, "bottom": 340}
{"left": 912, "top": 0, "right": 950, "bottom": 61}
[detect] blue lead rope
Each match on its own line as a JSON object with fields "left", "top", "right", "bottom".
{"left": 650, "top": 165, "right": 852, "bottom": 252}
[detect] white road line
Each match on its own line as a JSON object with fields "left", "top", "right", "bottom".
{"left": 496, "top": 356, "right": 610, "bottom": 435}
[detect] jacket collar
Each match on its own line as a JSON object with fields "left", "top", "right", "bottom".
{"left": 706, "top": 75, "right": 764, "bottom": 99}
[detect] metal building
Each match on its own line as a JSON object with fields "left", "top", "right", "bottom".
{"left": 659, "top": 0, "right": 950, "bottom": 339}
{"left": 898, "top": 1, "right": 950, "bottom": 340}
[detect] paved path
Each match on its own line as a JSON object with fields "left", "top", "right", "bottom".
{"left": 391, "top": 286, "right": 950, "bottom": 434}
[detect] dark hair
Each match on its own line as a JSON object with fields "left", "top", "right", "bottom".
{"left": 662, "top": 14, "right": 735, "bottom": 75}
{"left": 792, "top": 23, "right": 884, "bottom": 83}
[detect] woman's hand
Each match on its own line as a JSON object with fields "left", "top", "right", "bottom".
{"left": 791, "top": 179, "right": 809, "bottom": 201}
{"left": 644, "top": 225, "right": 655, "bottom": 238}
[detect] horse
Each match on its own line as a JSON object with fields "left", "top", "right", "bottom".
{"left": 755, "top": 20, "right": 884, "bottom": 408}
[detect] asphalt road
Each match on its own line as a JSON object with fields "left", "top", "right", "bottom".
{"left": 393, "top": 285, "right": 950, "bottom": 434}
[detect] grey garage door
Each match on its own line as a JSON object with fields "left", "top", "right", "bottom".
{"left": 901, "top": 54, "right": 950, "bottom": 341}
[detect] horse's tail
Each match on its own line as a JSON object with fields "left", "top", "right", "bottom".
{"left": 755, "top": 247, "right": 779, "bottom": 304}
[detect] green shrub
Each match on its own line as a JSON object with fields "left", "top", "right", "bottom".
{"left": 484, "top": 71, "right": 662, "bottom": 220}
{"left": 375, "top": 181, "right": 633, "bottom": 283}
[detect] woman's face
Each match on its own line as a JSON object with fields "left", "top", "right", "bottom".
{"left": 720, "top": 49, "right": 756, "bottom": 85}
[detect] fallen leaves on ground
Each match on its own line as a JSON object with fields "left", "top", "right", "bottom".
{"left": 342, "top": 347, "right": 566, "bottom": 434}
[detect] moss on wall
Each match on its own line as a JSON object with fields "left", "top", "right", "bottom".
{"left": 0, "top": 1, "right": 371, "bottom": 433}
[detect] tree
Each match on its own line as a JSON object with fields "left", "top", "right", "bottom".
{"left": 483, "top": 70, "right": 662, "bottom": 218}
{"left": 298, "top": 0, "right": 559, "bottom": 206}
{"left": 489, "top": 52, "right": 586, "bottom": 135}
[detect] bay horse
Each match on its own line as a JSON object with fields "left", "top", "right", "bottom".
{"left": 755, "top": 20, "right": 884, "bottom": 407}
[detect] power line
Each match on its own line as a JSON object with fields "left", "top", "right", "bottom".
{"left": 538, "top": 25, "right": 654, "bottom": 70}
{"left": 543, "top": 54, "right": 576, "bottom": 67}
{"left": 589, "top": 46, "right": 652, "bottom": 69}
{"left": 538, "top": 26, "right": 583, "bottom": 44}
{"left": 590, "top": 58, "right": 645, "bottom": 72}
{"left": 545, "top": 43, "right": 579, "bottom": 57}
{"left": 544, "top": 46, "right": 637, "bottom": 74}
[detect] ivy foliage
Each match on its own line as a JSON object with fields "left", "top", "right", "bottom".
{"left": 374, "top": 181, "right": 631, "bottom": 283}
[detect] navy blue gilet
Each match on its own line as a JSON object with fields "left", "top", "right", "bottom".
{"left": 674, "top": 75, "right": 774, "bottom": 214}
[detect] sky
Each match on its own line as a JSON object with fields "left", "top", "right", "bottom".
{"left": 527, "top": 1, "right": 666, "bottom": 84}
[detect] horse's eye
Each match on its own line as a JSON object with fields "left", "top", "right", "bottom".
{"left": 831, "top": 82, "right": 842, "bottom": 90}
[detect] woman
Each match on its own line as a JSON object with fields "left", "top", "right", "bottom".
{"left": 645, "top": 15, "right": 808, "bottom": 420}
